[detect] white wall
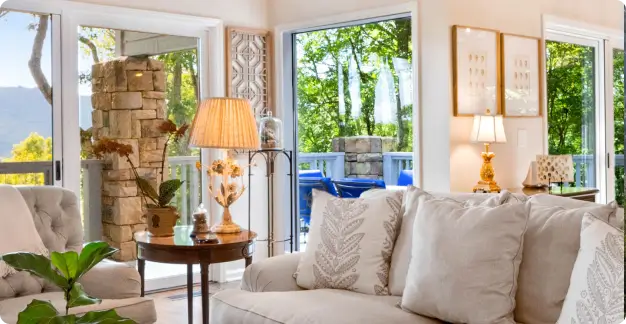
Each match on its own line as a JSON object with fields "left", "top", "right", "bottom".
{"left": 68, "top": 0, "right": 269, "bottom": 28}
{"left": 269, "top": 0, "right": 623, "bottom": 192}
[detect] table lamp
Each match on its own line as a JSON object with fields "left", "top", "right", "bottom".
{"left": 189, "top": 98, "right": 260, "bottom": 233}
{"left": 470, "top": 109, "right": 507, "bottom": 193}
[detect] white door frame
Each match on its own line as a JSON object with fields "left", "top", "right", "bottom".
{"left": 3, "top": 0, "right": 226, "bottom": 285}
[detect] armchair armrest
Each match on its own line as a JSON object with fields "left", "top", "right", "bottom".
{"left": 79, "top": 260, "right": 141, "bottom": 299}
{"left": 241, "top": 253, "right": 304, "bottom": 292}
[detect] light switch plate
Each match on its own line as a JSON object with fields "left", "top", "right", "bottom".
{"left": 517, "top": 129, "right": 527, "bottom": 148}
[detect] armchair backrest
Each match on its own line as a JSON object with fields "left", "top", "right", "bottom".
{"left": 16, "top": 186, "right": 83, "bottom": 254}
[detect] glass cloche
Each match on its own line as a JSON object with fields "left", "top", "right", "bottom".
{"left": 258, "top": 111, "right": 283, "bottom": 149}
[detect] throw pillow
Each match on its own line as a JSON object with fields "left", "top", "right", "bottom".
{"left": 556, "top": 213, "right": 624, "bottom": 324}
{"left": 514, "top": 201, "right": 619, "bottom": 324}
{"left": 0, "top": 185, "right": 49, "bottom": 278}
{"left": 401, "top": 197, "right": 529, "bottom": 323}
{"left": 294, "top": 189, "right": 403, "bottom": 295}
{"left": 387, "top": 186, "right": 513, "bottom": 296}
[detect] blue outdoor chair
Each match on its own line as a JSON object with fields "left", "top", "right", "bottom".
{"left": 397, "top": 170, "right": 414, "bottom": 186}
{"left": 299, "top": 170, "right": 324, "bottom": 178}
{"left": 298, "top": 177, "right": 337, "bottom": 241}
{"left": 332, "top": 178, "right": 386, "bottom": 198}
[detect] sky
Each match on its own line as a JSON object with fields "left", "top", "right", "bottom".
{"left": 0, "top": 11, "right": 94, "bottom": 94}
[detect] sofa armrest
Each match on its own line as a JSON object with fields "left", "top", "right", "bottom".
{"left": 241, "top": 253, "right": 304, "bottom": 292}
{"left": 79, "top": 260, "right": 141, "bottom": 299}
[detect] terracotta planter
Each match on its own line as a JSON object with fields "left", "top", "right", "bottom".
{"left": 147, "top": 207, "right": 179, "bottom": 237}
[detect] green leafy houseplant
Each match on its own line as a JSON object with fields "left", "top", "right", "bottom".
{"left": 1, "top": 242, "right": 136, "bottom": 323}
{"left": 93, "top": 120, "right": 189, "bottom": 236}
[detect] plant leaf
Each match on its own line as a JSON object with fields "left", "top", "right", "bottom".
{"left": 2, "top": 253, "right": 69, "bottom": 289}
{"left": 158, "top": 179, "right": 184, "bottom": 207}
{"left": 68, "top": 283, "right": 101, "bottom": 309}
{"left": 135, "top": 177, "right": 159, "bottom": 204}
{"left": 76, "top": 242, "right": 117, "bottom": 280}
{"left": 51, "top": 251, "right": 79, "bottom": 280}
{"left": 16, "top": 300, "right": 60, "bottom": 323}
{"left": 76, "top": 309, "right": 135, "bottom": 324}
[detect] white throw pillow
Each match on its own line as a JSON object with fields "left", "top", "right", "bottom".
{"left": 556, "top": 213, "right": 624, "bottom": 324}
{"left": 387, "top": 186, "right": 513, "bottom": 296}
{"left": 401, "top": 197, "right": 529, "bottom": 323}
{"left": 295, "top": 189, "right": 403, "bottom": 295}
{"left": 0, "top": 185, "right": 49, "bottom": 278}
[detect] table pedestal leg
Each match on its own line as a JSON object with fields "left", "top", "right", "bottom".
{"left": 200, "top": 263, "right": 210, "bottom": 324}
{"left": 187, "top": 264, "right": 193, "bottom": 324}
{"left": 138, "top": 259, "right": 145, "bottom": 297}
{"left": 245, "top": 257, "right": 252, "bottom": 267}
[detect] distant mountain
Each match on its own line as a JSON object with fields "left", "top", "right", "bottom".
{"left": 0, "top": 87, "right": 92, "bottom": 159}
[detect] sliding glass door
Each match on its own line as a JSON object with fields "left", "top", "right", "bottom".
{"left": 0, "top": 10, "right": 63, "bottom": 187}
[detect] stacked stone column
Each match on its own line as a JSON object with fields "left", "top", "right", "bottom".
{"left": 91, "top": 57, "right": 167, "bottom": 261}
{"left": 332, "top": 136, "right": 397, "bottom": 180}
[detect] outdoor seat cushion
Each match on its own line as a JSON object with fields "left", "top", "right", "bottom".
{"left": 0, "top": 292, "right": 156, "bottom": 324}
{"left": 211, "top": 289, "right": 443, "bottom": 324}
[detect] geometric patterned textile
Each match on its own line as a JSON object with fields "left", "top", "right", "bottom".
{"left": 226, "top": 28, "right": 272, "bottom": 118}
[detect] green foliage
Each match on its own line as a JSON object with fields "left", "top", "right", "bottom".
{"left": 613, "top": 49, "right": 624, "bottom": 206}
{"left": 0, "top": 133, "right": 52, "bottom": 185}
{"left": 1, "top": 242, "right": 135, "bottom": 323}
{"left": 296, "top": 18, "right": 413, "bottom": 154}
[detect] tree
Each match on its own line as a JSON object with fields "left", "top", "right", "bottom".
{"left": 0, "top": 133, "right": 52, "bottom": 185}
{"left": 295, "top": 18, "right": 413, "bottom": 154}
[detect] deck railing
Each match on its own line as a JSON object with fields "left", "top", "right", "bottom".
{"left": 298, "top": 152, "right": 345, "bottom": 179}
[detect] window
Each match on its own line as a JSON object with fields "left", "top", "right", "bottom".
{"left": 613, "top": 48, "right": 624, "bottom": 206}
{"left": 293, "top": 16, "right": 414, "bottom": 251}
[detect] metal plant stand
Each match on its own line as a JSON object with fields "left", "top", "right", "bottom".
{"left": 248, "top": 149, "right": 295, "bottom": 257}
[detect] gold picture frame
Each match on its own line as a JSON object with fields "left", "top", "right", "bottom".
{"left": 501, "top": 34, "right": 543, "bottom": 117}
{"left": 452, "top": 25, "right": 501, "bottom": 117}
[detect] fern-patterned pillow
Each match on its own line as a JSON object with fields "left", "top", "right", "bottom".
{"left": 556, "top": 213, "right": 624, "bottom": 324}
{"left": 294, "top": 189, "right": 403, "bottom": 295}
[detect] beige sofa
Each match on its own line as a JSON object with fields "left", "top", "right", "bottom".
{"left": 210, "top": 190, "right": 623, "bottom": 324}
{"left": 0, "top": 186, "right": 156, "bottom": 324}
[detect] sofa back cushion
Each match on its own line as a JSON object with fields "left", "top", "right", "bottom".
{"left": 514, "top": 198, "right": 617, "bottom": 324}
{"left": 0, "top": 186, "right": 83, "bottom": 300}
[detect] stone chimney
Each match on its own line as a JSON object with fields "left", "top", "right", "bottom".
{"left": 91, "top": 57, "right": 167, "bottom": 261}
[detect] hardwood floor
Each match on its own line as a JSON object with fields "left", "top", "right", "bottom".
{"left": 149, "top": 281, "right": 240, "bottom": 323}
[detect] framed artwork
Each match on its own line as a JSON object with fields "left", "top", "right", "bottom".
{"left": 452, "top": 25, "right": 501, "bottom": 117}
{"left": 536, "top": 155, "right": 574, "bottom": 185}
{"left": 501, "top": 34, "right": 542, "bottom": 117}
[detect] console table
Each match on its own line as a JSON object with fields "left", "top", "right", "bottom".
{"left": 508, "top": 187, "right": 599, "bottom": 202}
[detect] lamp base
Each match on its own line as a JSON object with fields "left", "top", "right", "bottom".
{"left": 473, "top": 180, "right": 502, "bottom": 193}
{"left": 211, "top": 207, "right": 242, "bottom": 234}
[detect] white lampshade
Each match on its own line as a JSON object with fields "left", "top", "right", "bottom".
{"left": 470, "top": 114, "right": 507, "bottom": 144}
{"left": 188, "top": 98, "right": 260, "bottom": 149}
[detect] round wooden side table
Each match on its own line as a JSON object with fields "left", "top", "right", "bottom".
{"left": 135, "top": 226, "right": 257, "bottom": 324}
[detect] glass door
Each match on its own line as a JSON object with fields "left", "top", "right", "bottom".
{"left": 545, "top": 34, "right": 605, "bottom": 200}
{"left": 0, "top": 10, "right": 62, "bottom": 186}
{"left": 611, "top": 48, "right": 624, "bottom": 206}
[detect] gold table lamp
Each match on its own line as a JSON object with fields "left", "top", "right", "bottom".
{"left": 188, "top": 98, "right": 260, "bottom": 233}
{"left": 470, "top": 110, "right": 507, "bottom": 193}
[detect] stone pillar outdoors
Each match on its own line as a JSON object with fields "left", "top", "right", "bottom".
{"left": 91, "top": 56, "right": 167, "bottom": 261}
{"left": 332, "top": 136, "right": 396, "bottom": 180}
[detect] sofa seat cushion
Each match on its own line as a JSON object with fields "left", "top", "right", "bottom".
{"left": 211, "top": 289, "right": 443, "bottom": 324}
{"left": 0, "top": 292, "right": 156, "bottom": 324}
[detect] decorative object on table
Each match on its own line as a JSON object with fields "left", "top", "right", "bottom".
{"left": 226, "top": 27, "right": 272, "bottom": 119}
{"left": 452, "top": 25, "right": 501, "bottom": 116}
{"left": 1, "top": 242, "right": 136, "bottom": 324}
{"left": 522, "top": 161, "right": 544, "bottom": 188}
{"left": 536, "top": 155, "right": 574, "bottom": 191}
{"left": 258, "top": 111, "right": 283, "bottom": 149}
{"left": 92, "top": 120, "right": 189, "bottom": 237}
{"left": 501, "top": 34, "right": 542, "bottom": 117}
{"left": 190, "top": 203, "right": 217, "bottom": 243}
{"left": 470, "top": 109, "right": 507, "bottom": 193}
{"left": 248, "top": 149, "right": 296, "bottom": 256}
{"left": 189, "top": 98, "right": 260, "bottom": 234}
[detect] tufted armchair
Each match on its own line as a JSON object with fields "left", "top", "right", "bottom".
{"left": 0, "top": 186, "right": 156, "bottom": 324}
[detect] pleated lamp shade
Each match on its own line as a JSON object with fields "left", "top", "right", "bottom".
{"left": 188, "top": 98, "right": 260, "bottom": 149}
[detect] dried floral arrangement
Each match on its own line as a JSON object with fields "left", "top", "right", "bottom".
{"left": 92, "top": 120, "right": 189, "bottom": 208}
{"left": 195, "top": 157, "right": 251, "bottom": 209}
